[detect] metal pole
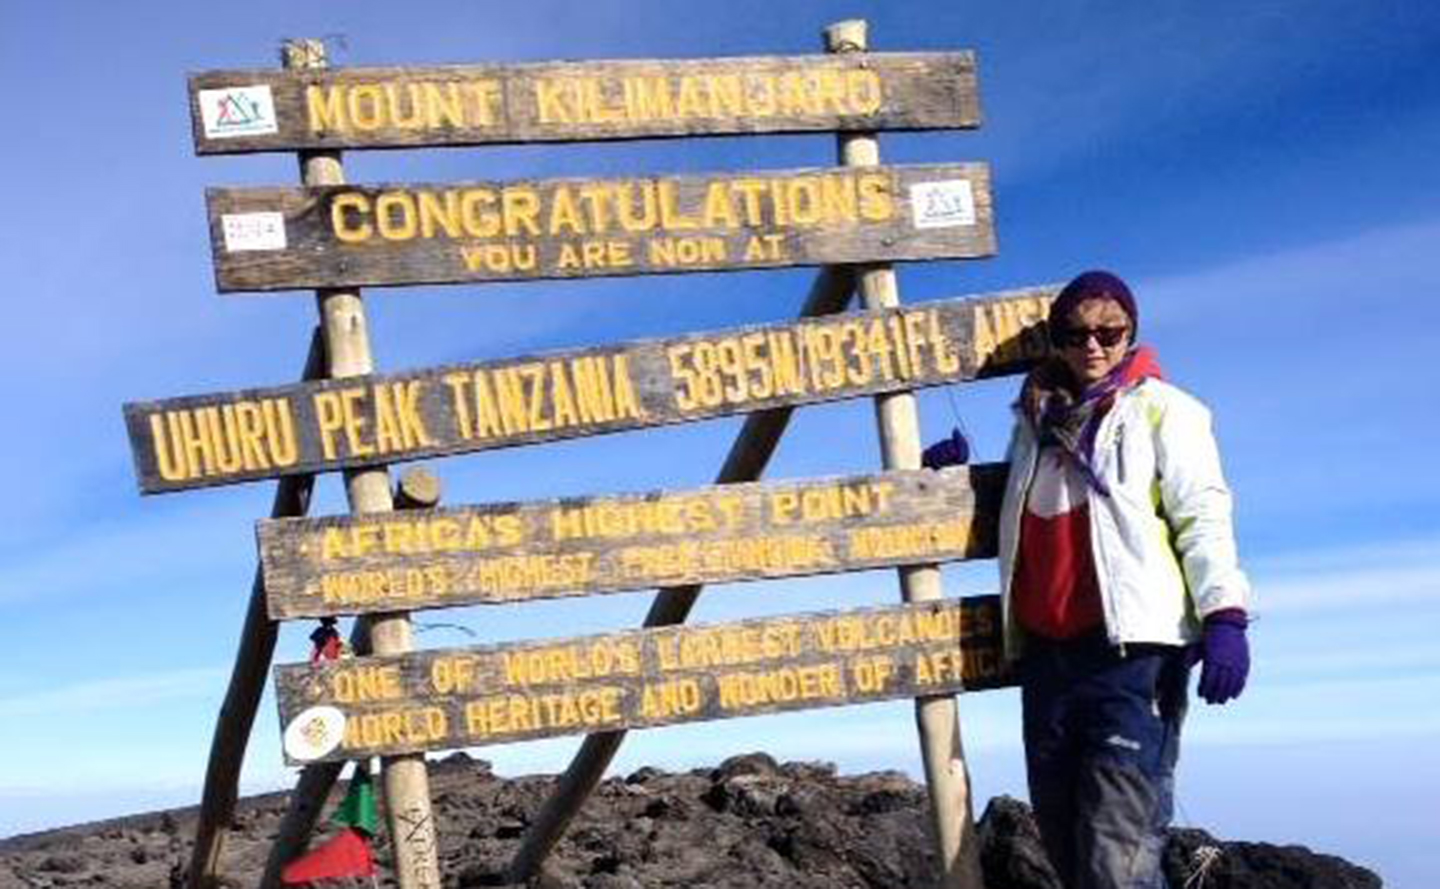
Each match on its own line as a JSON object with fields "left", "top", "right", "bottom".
{"left": 824, "top": 18, "right": 985, "bottom": 889}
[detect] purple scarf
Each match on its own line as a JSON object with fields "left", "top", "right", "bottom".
{"left": 1018, "top": 346, "right": 1164, "bottom": 495}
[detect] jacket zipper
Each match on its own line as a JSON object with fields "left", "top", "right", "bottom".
{"left": 1091, "top": 408, "right": 1126, "bottom": 653}
{"left": 1116, "top": 424, "right": 1127, "bottom": 485}
{"left": 1001, "top": 419, "right": 1043, "bottom": 657}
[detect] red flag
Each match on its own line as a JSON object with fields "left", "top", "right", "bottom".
{"left": 280, "top": 827, "right": 375, "bottom": 884}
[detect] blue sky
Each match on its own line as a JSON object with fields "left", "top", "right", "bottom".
{"left": 2, "top": 0, "right": 1437, "bottom": 884}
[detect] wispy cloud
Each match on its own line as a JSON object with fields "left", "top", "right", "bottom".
{"left": 1141, "top": 216, "right": 1440, "bottom": 331}
{"left": 0, "top": 667, "right": 225, "bottom": 720}
{"left": 0, "top": 505, "right": 258, "bottom": 607}
{"left": 1248, "top": 535, "right": 1440, "bottom": 614}
{"left": 1187, "top": 674, "right": 1440, "bottom": 747}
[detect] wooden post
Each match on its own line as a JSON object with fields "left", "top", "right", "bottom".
{"left": 185, "top": 330, "right": 324, "bottom": 889}
{"left": 258, "top": 468, "right": 443, "bottom": 888}
{"left": 260, "top": 38, "right": 441, "bottom": 889}
{"left": 825, "top": 19, "right": 985, "bottom": 889}
{"left": 504, "top": 264, "right": 855, "bottom": 882}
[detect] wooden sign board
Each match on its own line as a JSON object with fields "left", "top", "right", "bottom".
{"left": 124, "top": 286, "right": 1055, "bottom": 494}
{"left": 189, "top": 52, "right": 980, "bottom": 154}
{"left": 260, "top": 465, "right": 1005, "bottom": 620}
{"left": 206, "top": 163, "right": 994, "bottom": 292}
{"left": 273, "top": 596, "right": 1011, "bottom": 764}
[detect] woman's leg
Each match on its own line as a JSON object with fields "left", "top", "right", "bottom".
{"left": 1070, "top": 647, "right": 1182, "bottom": 889}
{"left": 1022, "top": 645, "right": 1083, "bottom": 886}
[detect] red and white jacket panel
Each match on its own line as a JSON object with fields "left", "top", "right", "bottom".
{"left": 996, "top": 378, "right": 1251, "bottom": 659}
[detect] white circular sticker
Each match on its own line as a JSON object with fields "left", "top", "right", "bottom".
{"left": 283, "top": 706, "right": 346, "bottom": 762}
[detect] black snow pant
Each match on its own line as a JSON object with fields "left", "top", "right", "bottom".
{"left": 1020, "top": 633, "right": 1190, "bottom": 889}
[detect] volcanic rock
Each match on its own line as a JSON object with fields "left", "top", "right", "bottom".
{"left": 0, "top": 755, "right": 1381, "bottom": 888}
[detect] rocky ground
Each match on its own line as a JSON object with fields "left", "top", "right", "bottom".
{"left": 0, "top": 752, "right": 1381, "bottom": 888}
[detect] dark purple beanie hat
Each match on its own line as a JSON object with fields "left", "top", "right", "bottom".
{"left": 1048, "top": 270, "right": 1138, "bottom": 345}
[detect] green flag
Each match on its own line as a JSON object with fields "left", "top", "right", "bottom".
{"left": 330, "top": 762, "right": 379, "bottom": 837}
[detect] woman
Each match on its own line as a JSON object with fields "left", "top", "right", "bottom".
{"left": 927, "top": 271, "right": 1252, "bottom": 889}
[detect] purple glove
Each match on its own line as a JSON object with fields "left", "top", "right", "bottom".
{"left": 922, "top": 427, "right": 970, "bottom": 469}
{"left": 1196, "top": 609, "right": 1249, "bottom": 705}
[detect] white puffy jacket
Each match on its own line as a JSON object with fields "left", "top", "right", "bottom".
{"left": 997, "top": 378, "right": 1250, "bottom": 659}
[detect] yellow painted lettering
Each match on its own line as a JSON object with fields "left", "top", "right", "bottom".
{"left": 929, "top": 309, "right": 962, "bottom": 375}
{"left": 611, "top": 355, "right": 644, "bottom": 419}
{"left": 423, "top": 81, "right": 464, "bottom": 128}
{"left": 262, "top": 398, "right": 298, "bottom": 467}
{"left": 701, "top": 182, "right": 739, "bottom": 228}
{"left": 372, "top": 384, "right": 403, "bottom": 454}
{"left": 857, "top": 172, "right": 894, "bottom": 221}
{"left": 417, "top": 190, "right": 462, "bottom": 239}
{"left": 493, "top": 368, "right": 529, "bottom": 434}
{"left": 714, "top": 337, "right": 747, "bottom": 403}
{"left": 615, "top": 182, "right": 658, "bottom": 232}
{"left": 149, "top": 412, "right": 190, "bottom": 481}
{"left": 573, "top": 356, "right": 615, "bottom": 423}
{"left": 384, "top": 83, "right": 424, "bottom": 129}
{"left": 233, "top": 401, "right": 268, "bottom": 472}
{"left": 548, "top": 187, "right": 585, "bottom": 236}
{"left": 461, "top": 80, "right": 502, "bottom": 125}
{"left": 469, "top": 372, "right": 502, "bottom": 439}
{"left": 331, "top": 193, "right": 372, "bottom": 243}
{"left": 346, "top": 84, "right": 384, "bottom": 130}
{"left": 340, "top": 388, "right": 373, "bottom": 457}
{"left": 306, "top": 85, "right": 345, "bottom": 133}
{"left": 534, "top": 79, "right": 570, "bottom": 123}
{"left": 501, "top": 188, "right": 541, "bottom": 236}
{"left": 442, "top": 372, "right": 474, "bottom": 439}
{"left": 656, "top": 181, "right": 698, "bottom": 230}
{"left": 904, "top": 311, "right": 928, "bottom": 377}
{"left": 550, "top": 362, "right": 578, "bottom": 428}
{"left": 667, "top": 344, "right": 699, "bottom": 412}
{"left": 768, "top": 330, "right": 803, "bottom": 396}
{"left": 375, "top": 191, "right": 417, "bottom": 241}
{"left": 624, "top": 77, "right": 673, "bottom": 121}
{"left": 785, "top": 177, "right": 822, "bottom": 226}
{"left": 740, "top": 332, "right": 773, "bottom": 400}
{"left": 521, "top": 364, "right": 550, "bottom": 432}
{"left": 819, "top": 174, "right": 858, "bottom": 222}
{"left": 459, "top": 188, "right": 500, "bottom": 238}
{"left": 848, "top": 69, "right": 883, "bottom": 113}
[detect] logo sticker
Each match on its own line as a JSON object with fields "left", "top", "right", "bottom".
{"left": 199, "top": 85, "right": 279, "bottom": 139}
{"left": 283, "top": 706, "right": 346, "bottom": 762}
{"left": 221, "top": 212, "right": 287, "bottom": 252}
{"left": 910, "top": 180, "right": 977, "bottom": 229}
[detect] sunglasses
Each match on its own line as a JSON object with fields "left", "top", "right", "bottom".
{"left": 1057, "top": 325, "right": 1131, "bottom": 348}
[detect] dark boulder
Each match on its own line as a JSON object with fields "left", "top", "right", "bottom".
{"left": 0, "top": 754, "right": 1382, "bottom": 888}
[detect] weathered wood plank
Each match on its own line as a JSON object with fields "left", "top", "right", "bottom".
{"left": 273, "top": 596, "right": 1011, "bottom": 764}
{"left": 260, "top": 465, "right": 1005, "bottom": 619}
{"left": 124, "top": 286, "right": 1056, "bottom": 494}
{"left": 206, "top": 163, "right": 994, "bottom": 292}
{"left": 189, "top": 52, "right": 980, "bottom": 154}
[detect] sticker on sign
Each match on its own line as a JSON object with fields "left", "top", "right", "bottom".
{"left": 283, "top": 705, "right": 347, "bottom": 762}
{"left": 910, "top": 180, "right": 976, "bottom": 229}
{"left": 222, "top": 212, "right": 287, "bottom": 252}
{"left": 198, "top": 85, "right": 279, "bottom": 139}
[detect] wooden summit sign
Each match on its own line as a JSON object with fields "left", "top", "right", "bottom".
{"left": 206, "top": 162, "right": 994, "bottom": 292}
{"left": 189, "top": 52, "right": 979, "bottom": 154}
{"left": 274, "top": 596, "right": 1010, "bottom": 764}
{"left": 124, "top": 286, "right": 1054, "bottom": 494}
{"left": 259, "top": 465, "right": 1004, "bottom": 619}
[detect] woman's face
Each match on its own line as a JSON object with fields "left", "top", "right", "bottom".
{"left": 1057, "top": 298, "right": 1133, "bottom": 386}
